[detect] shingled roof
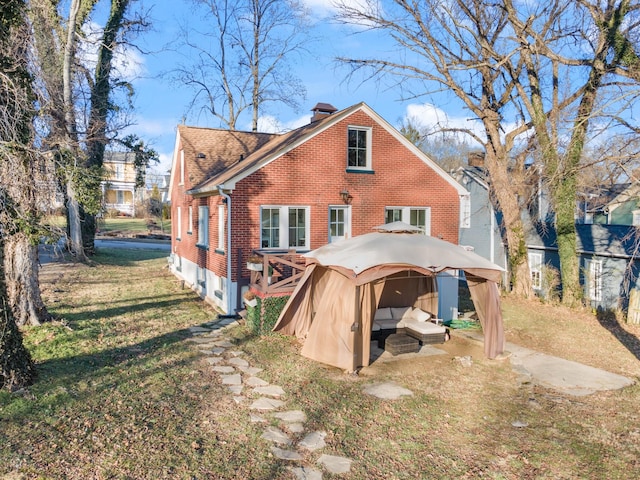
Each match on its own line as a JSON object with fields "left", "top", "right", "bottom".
{"left": 183, "top": 103, "right": 363, "bottom": 195}
{"left": 178, "top": 126, "right": 277, "bottom": 189}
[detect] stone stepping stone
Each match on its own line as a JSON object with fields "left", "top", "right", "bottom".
{"left": 188, "top": 326, "right": 211, "bottom": 333}
{"left": 288, "top": 466, "right": 323, "bottom": 480}
{"left": 227, "top": 357, "right": 250, "bottom": 368}
{"left": 213, "top": 366, "right": 235, "bottom": 374}
{"left": 253, "top": 385, "right": 285, "bottom": 398}
{"left": 190, "top": 337, "right": 217, "bottom": 344}
{"left": 270, "top": 446, "right": 303, "bottom": 461}
{"left": 214, "top": 340, "right": 235, "bottom": 348}
{"left": 273, "top": 410, "right": 307, "bottom": 424}
{"left": 221, "top": 374, "right": 242, "bottom": 385}
{"left": 244, "top": 376, "right": 269, "bottom": 387}
{"left": 250, "top": 414, "right": 267, "bottom": 423}
{"left": 229, "top": 350, "right": 245, "bottom": 357}
{"left": 362, "top": 382, "right": 413, "bottom": 400}
{"left": 238, "top": 366, "right": 263, "bottom": 375}
{"left": 317, "top": 454, "right": 352, "bottom": 474}
{"left": 298, "top": 431, "right": 327, "bottom": 452}
{"left": 286, "top": 423, "right": 305, "bottom": 434}
{"left": 249, "top": 397, "right": 285, "bottom": 411}
{"left": 204, "top": 357, "right": 224, "bottom": 365}
{"left": 228, "top": 385, "right": 243, "bottom": 395}
{"left": 261, "top": 426, "right": 291, "bottom": 445}
{"left": 233, "top": 396, "right": 245, "bottom": 404}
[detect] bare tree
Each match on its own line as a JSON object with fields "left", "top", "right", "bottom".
{"left": 176, "top": 0, "right": 311, "bottom": 131}
{"left": 0, "top": 0, "right": 37, "bottom": 390}
{"left": 503, "top": 0, "right": 640, "bottom": 305}
{"left": 31, "top": 0, "right": 155, "bottom": 257}
{"left": 334, "top": 0, "right": 534, "bottom": 295}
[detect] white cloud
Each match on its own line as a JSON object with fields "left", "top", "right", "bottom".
{"left": 404, "top": 102, "right": 528, "bottom": 146}
{"left": 255, "top": 113, "right": 311, "bottom": 133}
{"left": 404, "top": 103, "right": 486, "bottom": 144}
{"left": 78, "top": 22, "right": 145, "bottom": 82}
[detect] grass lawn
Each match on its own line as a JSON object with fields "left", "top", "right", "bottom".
{"left": 44, "top": 215, "right": 171, "bottom": 236}
{"left": 1, "top": 250, "right": 639, "bottom": 479}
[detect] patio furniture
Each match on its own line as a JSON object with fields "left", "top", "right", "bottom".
{"left": 404, "top": 320, "right": 447, "bottom": 345}
{"left": 380, "top": 333, "right": 420, "bottom": 355}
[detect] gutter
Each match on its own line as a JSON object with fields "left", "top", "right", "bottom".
{"left": 218, "top": 186, "right": 233, "bottom": 314}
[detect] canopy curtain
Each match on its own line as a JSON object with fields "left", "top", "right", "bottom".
{"left": 466, "top": 275, "right": 504, "bottom": 358}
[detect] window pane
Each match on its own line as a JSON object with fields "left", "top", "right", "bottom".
{"left": 385, "top": 209, "right": 401, "bottom": 223}
{"left": 348, "top": 128, "right": 367, "bottom": 168}
{"left": 288, "top": 208, "right": 306, "bottom": 247}
{"left": 410, "top": 209, "right": 426, "bottom": 232}
{"left": 261, "top": 208, "right": 279, "bottom": 248}
{"left": 330, "top": 208, "right": 345, "bottom": 238}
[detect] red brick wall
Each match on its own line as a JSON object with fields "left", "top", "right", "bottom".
{"left": 172, "top": 109, "right": 461, "bottom": 282}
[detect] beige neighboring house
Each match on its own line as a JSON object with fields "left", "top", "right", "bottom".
{"left": 102, "top": 151, "right": 140, "bottom": 216}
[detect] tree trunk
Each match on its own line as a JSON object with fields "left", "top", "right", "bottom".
{"left": 482, "top": 119, "right": 532, "bottom": 296}
{"left": 4, "top": 233, "right": 53, "bottom": 326}
{"left": 66, "top": 178, "right": 87, "bottom": 260}
{"left": 0, "top": 238, "right": 36, "bottom": 391}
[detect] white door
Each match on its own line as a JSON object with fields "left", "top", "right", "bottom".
{"left": 329, "top": 206, "right": 350, "bottom": 243}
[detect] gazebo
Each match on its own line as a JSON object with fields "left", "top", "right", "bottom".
{"left": 274, "top": 222, "right": 505, "bottom": 371}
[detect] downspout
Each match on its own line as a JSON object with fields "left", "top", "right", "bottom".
{"left": 218, "top": 186, "right": 233, "bottom": 314}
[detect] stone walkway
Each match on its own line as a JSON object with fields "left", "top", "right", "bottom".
{"left": 187, "top": 318, "right": 370, "bottom": 479}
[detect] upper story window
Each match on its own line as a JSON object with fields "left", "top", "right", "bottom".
{"left": 115, "top": 164, "right": 124, "bottom": 181}
{"left": 187, "top": 206, "right": 193, "bottom": 234}
{"left": 347, "top": 126, "right": 372, "bottom": 171}
{"left": 385, "top": 207, "right": 431, "bottom": 235}
{"left": 261, "top": 206, "right": 310, "bottom": 250}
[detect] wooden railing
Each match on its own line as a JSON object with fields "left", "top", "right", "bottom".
{"left": 247, "top": 249, "right": 307, "bottom": 295}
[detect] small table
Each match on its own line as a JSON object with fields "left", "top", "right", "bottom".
{"left": 382, "top": 334, "right": 420, "bottom": 355}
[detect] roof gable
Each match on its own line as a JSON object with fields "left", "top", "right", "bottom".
{"left": 177, "top": 102, "right": 468, "bottom": 197}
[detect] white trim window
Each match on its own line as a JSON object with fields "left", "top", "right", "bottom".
{"left": 347, "top": 126, "right": 372, "bottom": 170}
{"left": 115, "top": 163, "right": 124, "bottom": 181}
{"left": 528, "top": 252, "right": 542, "bottom": 290}
{"left": 197, "top": 206, "right": 209, "bottom": 247}
{"left": 116, "top": 190, "right": 125, "bottom": 205}
{"left": 176, "top": 206, "right": 182, "bottom": 240}
{"left": 385, "top": 207, "right": 431, "bottom": 235}
{"left": 187, "top": 206, "right": 193, "bottom": 234}
{"left": 179, "top": 150, "right": 185, "bottom": 184}
{"left": 588, "top": 259, "right": 603, "bottom": 302}
{"left": 217, "top": 205, "right": 225, "bottom": 252}
{"left": 460, "top": 194, "right": 471, "bottom": 229}
{"left": 261, "top": 206, "right": 310, "bottom": 250}
{"left": 329, "top": 206, "right": 351, "bottom": 243}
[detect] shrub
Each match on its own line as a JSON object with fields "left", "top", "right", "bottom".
{"left": 246, "top": 295, "right": 289, "bottom": 335}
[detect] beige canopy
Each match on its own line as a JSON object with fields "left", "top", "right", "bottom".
{"left": 274, "top": 222, "right": 505, "bottom": 371}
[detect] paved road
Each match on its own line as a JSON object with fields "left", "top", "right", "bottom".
{"left": 95, "top": 238, "right": 171, "bottom": 251}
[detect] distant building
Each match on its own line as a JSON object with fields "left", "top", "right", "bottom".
{"left": 102, "top": 151, "right": 141, "bottom": 216}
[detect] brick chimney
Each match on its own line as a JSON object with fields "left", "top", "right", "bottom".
{"left": 468, "top": 151, "right": 485, "bottom": 167}
{"left": 310, "top": 102, "right": 337, "bottom": 123}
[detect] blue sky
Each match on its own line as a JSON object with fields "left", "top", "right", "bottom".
{"left": 115, "top": 0, "right": 475, "bottom": 173}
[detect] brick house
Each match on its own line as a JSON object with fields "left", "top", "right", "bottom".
{"left": 168, "top": 102, "right": 470, "bottom": 314}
